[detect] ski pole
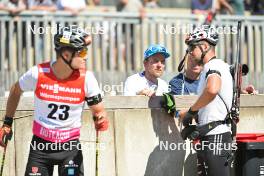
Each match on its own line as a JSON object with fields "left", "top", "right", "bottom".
{"left": 0, "top": 139, "right": 8, "bottom": 176}
{"left": 93, "top": 115, "right": 102, "bottom": 176}
{"left": 95, "top": 130, "right": 99, "bottom": 176}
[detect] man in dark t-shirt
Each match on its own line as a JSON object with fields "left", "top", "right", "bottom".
{"left": 169, "top": 73, "right": 200, "bottom": 95}
{"left": 169, "top": 54, "right": 202, "bottom": 95}
{"left": 191, "top": 0, "right": 212, "bottom": 14}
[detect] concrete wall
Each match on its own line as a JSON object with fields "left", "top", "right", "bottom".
{"left": 0, "top": 95, "right": 263, "bottom": 176}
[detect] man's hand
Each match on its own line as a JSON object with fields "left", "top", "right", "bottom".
{"left": 179, "top": 108, "right": 198, "bottom": 127}
{"left": 84, "top": 36, "right": 92, "bottom": 46}
{"left": 137, "top": 88, "right": 155, "bottom": 97}
{"left": 241, "top": 84, "right": 258, "bottom": 94}
{"left": 161, "top": 93, "right": 176, "bottom": 117}
{"left": 0, "top": 125, "right": 12, "bottom": 147}
{"left": 94, "top": 116, "right": 109, "bottom": 131}
{"left": 120, "top": 0, "right": 128, "bottom": 5}
{"left": 179, "top": 109, "right": 187, "bottom": 122}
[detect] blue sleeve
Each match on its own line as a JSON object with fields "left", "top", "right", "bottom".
{"left": 191, "top": 0, "right": 195, "bottom": 10}
{"left": 208, "top": 0, "right": 213, "bottom": 9}
{"left": 56, "top": 0, "right": 63, "bottom": 10}
{"left": 27, "top": 0, "right": 35, "bottom": 8}
{"left": 169, "top": 74, "right": 184, "bottom": 95}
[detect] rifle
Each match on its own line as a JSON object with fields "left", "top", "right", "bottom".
{"left": 204, "top": 9, "right": 248, "bottom": 127}
{"left": 230, "top": 21, "right": 243, "bottom": 137}
{"left": 203, "top": 0, "right": 217, "bottom": 25}
{"left": 203, "top": 10, "right": 217, "bottom": 26}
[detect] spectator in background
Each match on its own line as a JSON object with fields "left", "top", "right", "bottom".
{"left": 169, "top": 54, "right": 202, "bottom": 95}
{"left": 57, "top": 0, "right": 86, "bottom": 15}
{"left": 191, "top": 0, "right": 212, "bottom": 15}
{"left": 251, "top": 0, "right": 264, "bottom": 15}
{"left": 27, "top": 0, "right": 57, "bottom": 12}
{"left": 91, "top": 0, "right": 100, "bottom": 6}
{"left": 116, "top": 0, "right": 145, "bottom": 17}
{"left": 124, "top": 44, "right": 170, "bottom": 96}
{"left": 87, "top": 0, "right": 109, "bottom": 11}
{"left": 0, "top": 0, "right": 26, "bottom": 15}
{"left": 217, "top": 0, "right": 234, "bottom": 14}
{"left": 144, "top": 0, "right": 159, "bottom": 8}
{"left": 229, "top": 0, "right": 245, "bottom": 15}
{"left": 116, "top": 0, "right": 146, "bottom": 70}
{"left": 244, "top": 0, "right": 251, "bottom": 10}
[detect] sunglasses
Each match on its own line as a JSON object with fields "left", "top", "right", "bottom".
{"left": 187, "top": 43, "right": 204, "bottom": 53}
{"left": 77, "top": 48, "right": 88, "bottom": 58}
{"left": 187, "top": 45, "right": 199, "bottom": 53}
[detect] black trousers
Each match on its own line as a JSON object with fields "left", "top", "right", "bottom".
{"left": 25, "top": 135, "right": 84, "bottom": 176}
{"left": 196, "top": 132, "right": 233, "bottom": 176}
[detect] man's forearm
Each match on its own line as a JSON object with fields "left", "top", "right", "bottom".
{"left": 219, "top": 0, "right": 233, "bottom": 14}
{"left": 29, "top": 6, "right": 56, "bottom": 11}
{"left": 5, "top": 82, "right": 22, "bottom": 117}
{"left": 0, "top": 7, "right": 11, "bottom": 11}
{"left": 90, "top": 102, "right": 107, "bottom": 120}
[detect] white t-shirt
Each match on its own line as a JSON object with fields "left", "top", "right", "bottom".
{"left": 118, "top": 0, "right": 143, "bottom": 12}
{"left": 57, "top": 0, "right": 86, "bottom": 10}
{"left": 197, "top": 59, "right": 233, "bottom": 135}
{"left": 124, "top": 72, "right": 169, "bottom": 96}
{"left": 19, "top": 62, "right": 101, "bottom": 98}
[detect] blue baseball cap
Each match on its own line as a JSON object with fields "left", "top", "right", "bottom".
{"left": 144, "top": 44, "right": 170, "bottom": 60}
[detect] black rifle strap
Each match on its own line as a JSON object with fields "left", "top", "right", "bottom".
{"left": 217, "top": 93, "right": 231, "bottom": 121}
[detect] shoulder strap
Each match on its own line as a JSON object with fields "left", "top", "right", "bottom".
{"left": 180, "top": 73, "right": 185, "bottom": 95}
{"left": 217, "top": 93, "right": 231, "bottom": 120}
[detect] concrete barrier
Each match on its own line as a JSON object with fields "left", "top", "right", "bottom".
{"left": 0, "top": 95, "right": 263, "bottom": 176}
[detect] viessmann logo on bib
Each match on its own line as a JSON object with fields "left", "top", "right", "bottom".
{"left": 40, "top": 84, "right": 82, "bottom": 94}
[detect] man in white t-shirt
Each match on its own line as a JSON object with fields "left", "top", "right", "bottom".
{"left": 57, "top": 0, "right": 86, "bottom": 15}
{"left": 179, "top": 25, "right": 233, "bottom": 176}
{"left": 0, "top": 26, "right": 109, "bottom": 176}
{"left": 116, "top": 0, "right": 145, "bottom": 14}
{"left": 124, "top": 44, "right": 170, "bottom": 97}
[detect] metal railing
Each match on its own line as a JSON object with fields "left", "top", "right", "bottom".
{"left": 0, "top": 11, "right": 264, "bottom": 93}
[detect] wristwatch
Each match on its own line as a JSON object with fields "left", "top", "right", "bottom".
{"left": 175, "top": 110, "right": 180, "bottom": 118}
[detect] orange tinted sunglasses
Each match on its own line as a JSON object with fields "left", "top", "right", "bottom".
{"left": 77, "top": 48, "right": 88, "bottom": 58}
